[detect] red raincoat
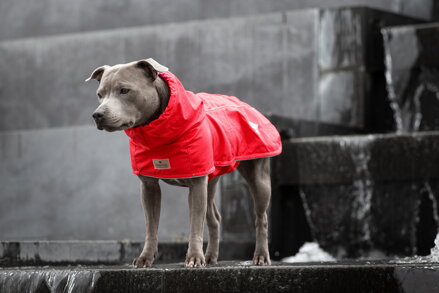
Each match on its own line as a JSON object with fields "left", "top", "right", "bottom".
{"left": 124, "top": 71, "right": 282, "bottom": 180}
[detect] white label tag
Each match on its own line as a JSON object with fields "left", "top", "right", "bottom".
{"left": 153, "top": 159, "right": 171, "bottom": 169}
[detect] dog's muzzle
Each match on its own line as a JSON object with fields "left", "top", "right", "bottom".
{"left": 92, "top": 109, "right": 106, "bottom": 129}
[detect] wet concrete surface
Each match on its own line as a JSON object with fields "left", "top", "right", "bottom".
{"left": 1, "top": 261, "right": 439, "bottom": 292}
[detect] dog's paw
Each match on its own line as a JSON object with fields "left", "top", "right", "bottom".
{"left": 204, "top": 253, "right": 218, "bottom": 265}
{"left": 133, "top": 255, "right": 154, "bottom": 268}
{"left": 253, "top": 251, "right": 271, "bottom": 266}
{"left": 185, "top": 251, "right": 206, "bottom": 268}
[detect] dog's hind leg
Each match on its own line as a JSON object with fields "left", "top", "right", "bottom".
{"left": 205, "top": 176, "right": 221, "bottom": 264}
{"left": 237, "top": 158, "right": 272, "bottom": 265}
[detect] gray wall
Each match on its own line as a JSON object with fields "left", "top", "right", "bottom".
{"left": 0, "top": 0, "right": 433, "bottom": 41}
{"left": 0, "top": 126, "right": 198, "bottom": 241}
{"left": 0, "top": 8, "right": 377, "bottom": 132}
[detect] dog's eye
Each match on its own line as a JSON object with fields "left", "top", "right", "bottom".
{"left": 120, "top": 88, "right": 130, "bottom": 95}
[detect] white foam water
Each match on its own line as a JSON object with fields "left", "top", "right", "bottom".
{"left": 0, "top": 269, "right": 100, "bottom": 293}
{"left": 392, "top": 233, "right": 439, "bottom": 264}
{"left": 281, "top": 242, "right": 336, "bottom": 263}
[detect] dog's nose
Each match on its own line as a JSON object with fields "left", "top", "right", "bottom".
{"left": 92, "top": 110, "right": 104, "bottom": 121}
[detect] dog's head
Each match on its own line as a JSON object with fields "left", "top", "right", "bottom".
{"left": 86, "top": 59, "right": 168, "bottom": 132}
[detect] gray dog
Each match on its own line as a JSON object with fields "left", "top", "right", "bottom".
{"left": 86, "top": 59, "right": 281, "bottom": 268}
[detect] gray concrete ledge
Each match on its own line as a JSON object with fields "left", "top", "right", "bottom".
{"left": 275, "top": 131, "right": 439, "bottom": 185}
{"left": 1, "top": 261, "right": 439, "bottom": 293}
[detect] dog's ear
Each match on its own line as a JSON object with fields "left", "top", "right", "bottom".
{"left": 136, "top": 58, "right": 168, "bottom": 81}
{"left": 85, "top": 65, "right": 109, "bottom": 82}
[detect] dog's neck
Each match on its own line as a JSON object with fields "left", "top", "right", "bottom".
{"left": 143, "top": 76, "right": 170, "bottom": 125}
{"left": 154, "top": 75, "right": 170, "bottom": 115}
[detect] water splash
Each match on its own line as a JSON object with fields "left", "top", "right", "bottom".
{"left": 382, "top": 27, "right": 420, "bottom": 133}
{"left": 343, "top": 136, "right": 374, "bottom": 245}
{"left": 383, "top": 31, "right": 404, "bottom": 133}
{"left": 0, "top": 269, "right": 100, "bottom": 293}
{"left": 392, "top": 180, "right": 439, "bottom": 264}
{"left": 407, "top": 80, "right": 439, "bottom": 132}
{"left": 299, "top": 136, "right": 376, "bottom": 258}
{"left": 412, "top": 84, "right": 424, "bottom": 131}
{"left": 299, "top": 188, "right": 317, "bottom": 242}
{"left": 392, "top": 233, "right": 439, "bottom": 264}
{"left": 425, "top": 181, "right": 439, "bottom": 230}
{"left": 430, "top": 233, "right": 439, "bottom": 261}
{"left": 282, "top": 242, "right": 336, "bottom": 263}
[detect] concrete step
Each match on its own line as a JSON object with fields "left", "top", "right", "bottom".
{"left": 0, "top": 125, "right": 200, "bottom": 241}
{"left": 1, "top": 261, "right": 439, "bottom": 293}
{"left": 0, "top": 7, "right": 419, "bottom": 132}
{"left": 0, "top": 117, "right": 360, "bottom": 242}
{"left": 0, "top": 241, "right": 254, "bottom": 267}
{"left": 270, "top": 131, "right": 439, "bottom": 258}
{"left": 0, "top": 0, "right": 432, "bottom": 41}
{"left": 382, "top": 22, "right": 439, "bottom": 132}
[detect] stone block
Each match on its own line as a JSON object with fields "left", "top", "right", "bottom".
{"left": 382, "top": 23, "right": 439, "bottom": 132}
{"left": 318, "top": 8, "right": 364, "bottom": 71}
{"left": 275, "top": 132, "right": 439, "bottom": 185}
{"left": 364, "top": 9, "right": 423, "bottom": 72}
{"left": 319, "top": 70, "right": 365, "bottom": 127}
{"left": 272, "top": 132, "right": 439, "bottom": 258}
{"left": 317, "top": 7, "right": 421, "bottom": 130}
{"left": 0, "top": 0, "right": 433, "bottom": 41}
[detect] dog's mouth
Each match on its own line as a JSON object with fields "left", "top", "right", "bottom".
{"left": 96, "top": 121, "right": 134, "bottom": 132}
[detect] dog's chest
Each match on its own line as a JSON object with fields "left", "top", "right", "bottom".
{"left": 162, "top": 178, "right": 190, "bottom": 186}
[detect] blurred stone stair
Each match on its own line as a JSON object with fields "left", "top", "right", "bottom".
{"left": 0, "top": 7, "right": 419, "bottom": 132}
{"left": 0, "top": 0, "right": 432, "bottom": 41}
{"left": 268, "top": 21, "right": 439, "bottom": 260}
{"left": 0, "top": 6, "right": 420, "bottom": 243}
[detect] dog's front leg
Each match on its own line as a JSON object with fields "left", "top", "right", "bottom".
{"left": 133, "top": 176, "right": 161, "bottom": 268}
{"left": 185, "top": 176, "right": 208, "bottom": 267}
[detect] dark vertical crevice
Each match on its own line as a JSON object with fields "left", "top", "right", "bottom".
{"left": 416, "top": 187, "right": 437, "bottom": 256}
{"left": 271, "top": 185, "right": 312, "bottom": 260}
